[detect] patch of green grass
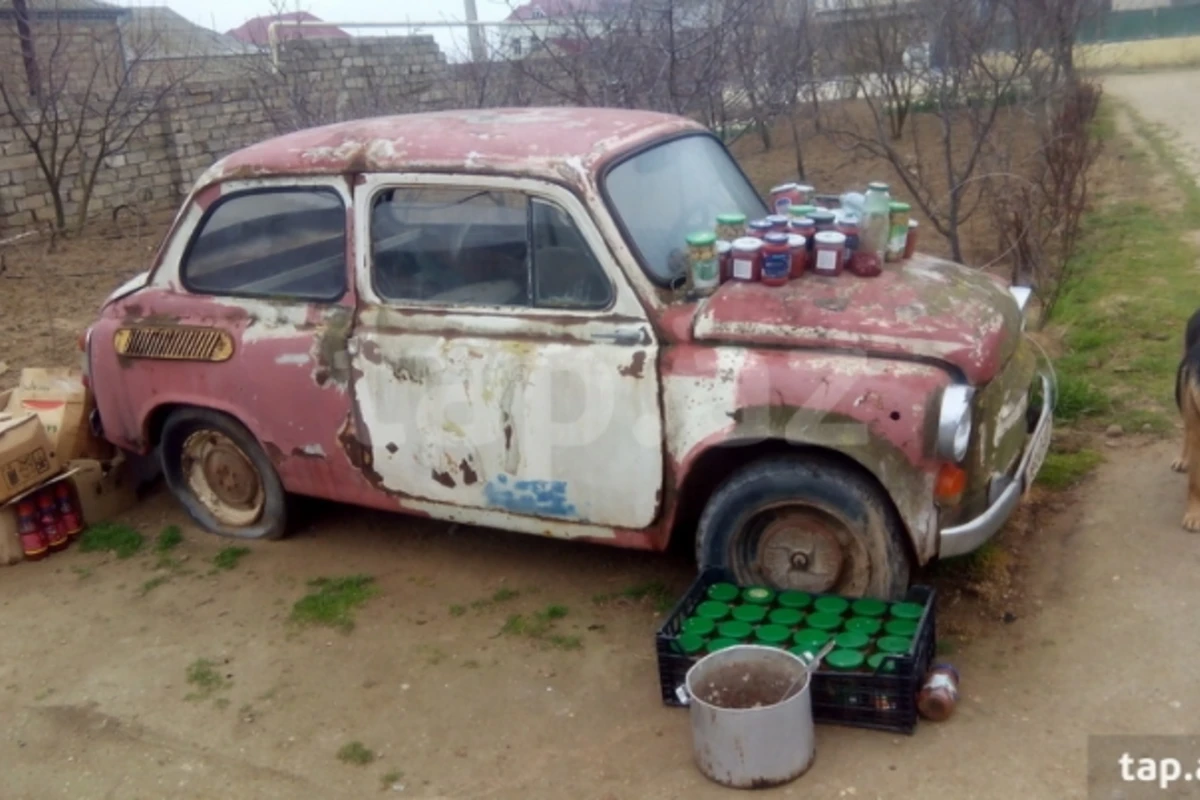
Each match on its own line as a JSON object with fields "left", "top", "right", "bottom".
{"left": 592, "top": 581, "right": 675, "bottom": 612}
{"left": 461, "top": 659, "right": 480, "bottom": 669}
{"left": 546, "top": 634, "right": 583, "bottom": 651}
{"left": 78, "top": 523, "right": 143, "bottom": 559}
{"left": 71, "top": 566, "right": 92, "bottom": 580}
{"left": 935, "top": 540, "right": 1011, "bottom": 584}
{"left": 291, "top": 575, "right": 378, "bottom": 632}
{"left": 469, "top": 587, "right": 521, "bottom": 611}
{"left": 139, "top": 575, "right": 170, "bottom": 596}
{"left": 212, "top": 547, "right": 250, "bottom": 571}
{"left": 184, "top": 658, "right": 228, "bottom": 701}
{"left": 155, "top": 525, "right": 183, "bottom": 553}
{"left": 1036, "top": 449, "right": 1105, "bottom": 490}
{"left": 1047, "top": 104, "right": 1200, "bottom": 433}
{"left": 449, "top": 604, "right": 466, "bottom": 617}
{"left": 337, "top": 741, "right": 376, "bottom": 766}
{"left": 500, "top": 604, "right": 582, "bottom": 649}
{"left": 381, "top": 770, "right": 404, "bottom": 788}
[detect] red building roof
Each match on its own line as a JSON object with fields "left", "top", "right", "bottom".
{"left": 506, "top": 0, "right": 626, "bottom": 21}
{"left": 225, "top": 11, "right": 350, "bottom": 46}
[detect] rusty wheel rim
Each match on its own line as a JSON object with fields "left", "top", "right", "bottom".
{"left": 741, "top": 504, "right": 871, "bottom": 595}
{"left": 181, "top": 430, "right": 265, "bottom": 528}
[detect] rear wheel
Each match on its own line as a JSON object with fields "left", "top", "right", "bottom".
{"left": 160, "top": 408, "right": 288, "bottom": 540}
{"left": 695, "top": 455, "right": 911, "bottom": 599}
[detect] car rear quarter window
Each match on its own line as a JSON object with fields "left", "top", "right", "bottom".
{"left": 182, "top": 188, "right": 347, "bottom": 301}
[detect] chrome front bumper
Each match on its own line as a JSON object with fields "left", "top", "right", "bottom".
{"left": 938, "top": 371, "right": 1054, "bottom": 559}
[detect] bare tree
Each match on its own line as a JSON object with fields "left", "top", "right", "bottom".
{"left": 0, "top": 11, "right": 195, "bottom": 233}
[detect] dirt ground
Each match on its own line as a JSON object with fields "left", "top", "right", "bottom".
{"left": 2, "top": 72, "right": 1200, "bottom": 798}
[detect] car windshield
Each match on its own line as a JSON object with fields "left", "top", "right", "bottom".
{"left": 605, "top": 133, "right": 768, "bottom": 285}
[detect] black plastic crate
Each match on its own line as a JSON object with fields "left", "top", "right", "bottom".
{"left": 656, "top": 568, "right": 936, "bottom": 735}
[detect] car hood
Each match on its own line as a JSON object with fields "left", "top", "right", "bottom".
{"left": 692, "top": 254, "right": 1023, "bottom": 384}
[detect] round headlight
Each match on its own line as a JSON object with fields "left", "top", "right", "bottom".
{"left": 937, "top": 385, "right": 974, "bottom": 463}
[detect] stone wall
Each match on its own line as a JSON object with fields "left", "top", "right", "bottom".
{"left": 0, "top": 34, "right": 451, "bottom": 233}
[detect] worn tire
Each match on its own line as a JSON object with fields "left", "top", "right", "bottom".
{"left": 160, "top": 408, "right": 288, "bottom": 541}
{"left": 695, "top": 455, "right": 911, "bottom": 599}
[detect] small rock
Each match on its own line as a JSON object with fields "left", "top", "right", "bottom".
{"left": 1143, "top": 423, "right": 1153, "bottom": 432}
{"left": 1106, "top": 424, "right": 1124, "bottom": 438}
{"left": 1170, "top": 700, "right": 1182, "bottom": 709}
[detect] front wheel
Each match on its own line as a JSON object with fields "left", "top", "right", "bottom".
{"left": 160, "top": 408, "right": 288, "bottom": 540}
{"left": 695, "top": 455, "right": 911, "bottom": 599}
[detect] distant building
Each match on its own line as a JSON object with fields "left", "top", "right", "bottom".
{"left": 225, "top": 11, "right": 351, "bottom": 48}
{"left": 500, "top": 0, "right": 627, "bottom": 58}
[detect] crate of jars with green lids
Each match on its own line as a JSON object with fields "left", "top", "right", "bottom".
{"left": 656, "top": 568, "right": 936, "bottom": 735}
{"left": 682, "top": 181, "right": 920, "bottom": 297}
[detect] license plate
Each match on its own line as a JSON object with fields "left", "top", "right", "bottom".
{"left": 1023, "top": 414, "right": 1053, "bottom": 492}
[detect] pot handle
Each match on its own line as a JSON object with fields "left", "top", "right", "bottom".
{"left": 674, "top": 684, "right": 691, "bottom": 706}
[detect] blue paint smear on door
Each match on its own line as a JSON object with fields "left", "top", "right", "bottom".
{"left": 484, "top": 474, "right": 578, "bottom": 518}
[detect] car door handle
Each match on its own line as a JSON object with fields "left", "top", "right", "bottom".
{"left": 591, "top": 328, "right": 645, "bottom": 346}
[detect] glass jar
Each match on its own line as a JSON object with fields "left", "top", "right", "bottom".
{"left": 886, "top": 201, "right": 911, "bottom": 262}
{"left": 789, "top": 204, "right": 817, "bottom": 222}
{"left": 812, "top": 231, "right": 847, "bottom": 276}
{"left": 808, "top": 209, "right": 837, "bottom": 235}
{"left": 766, "top": 214, "right": 790, "bottom": 234}
{"left": 904, "top": 219, "right": 919, "bottom": 259}
{"left": 787, "top": 233, "right": 807, "bottom": 279}
{"left": 770, "top": 183, "right": 802, "bottom": 216}
{"left": 746, "top": 219, "right": 773, "bottom": 239}
{"left": 862, "top": 181, "right": 891, "bottom": 262}
{"left": 685, "top": 231, "right": 719, "bottom": 294}
{"left": 761, "top": 232, "right": 791, "bottom": 287}
{"left": 716, "top": 239, "right": 733, "bottom": 284}
{"left": 716, "top": 213, "right": 747, "bottom": 243}
{"left": 794, "top": 184, "right": 815, "bottom": 205}
{"left": 730, "top": 237, "right": 763, "bottom": 282}
{"left": 731, "top": 604, "right": 768, "bottom": 624}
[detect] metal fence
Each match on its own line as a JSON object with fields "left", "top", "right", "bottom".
{"left": 1079, "top": 4, "right": 1200, "bottom": 43}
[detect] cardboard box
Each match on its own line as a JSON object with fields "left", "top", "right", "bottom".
{"left": 68, "top": 455, "right": 137, "bottom": 528}
{"left": 3, "top": 368, "right": 112, "bottom": 462}
{"left": 0, "top": 505, "right": 22, "bottom": 566}
{"left": 0, "top": 412, "right": 61, "bottom": 505}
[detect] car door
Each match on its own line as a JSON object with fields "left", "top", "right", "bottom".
{"left": 349, "top": 173, "right": 663, "bottom": 530}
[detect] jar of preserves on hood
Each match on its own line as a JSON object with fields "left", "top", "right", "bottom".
{"left": 730, "top": 237, "right": 763, "bottom": 282}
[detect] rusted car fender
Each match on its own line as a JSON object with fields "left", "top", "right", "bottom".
{"left": 662, "top": 346, "right": 952, "bottom": 564}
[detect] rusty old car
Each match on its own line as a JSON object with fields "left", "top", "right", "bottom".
{"left": 83, "top": 108, "right": 1052, "bottom": 599}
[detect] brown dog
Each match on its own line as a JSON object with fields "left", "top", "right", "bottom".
{"left": 1175, "top": 308, "right": 1200, "bottom": 530}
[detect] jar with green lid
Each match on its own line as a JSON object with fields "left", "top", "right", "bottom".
{"left": 696, "top": 600, "right": 730, "bottom": 621}
{"left": 716, "top": 213, "right": 747, "bottom": 243}
{"left": 788, "top": 204, "right": 818, "bottom": 221}
{"left": 875, "top": 636, "right": 911, "bottom": 655}
{"left": 824, "top": 649, "right": 865, "bottom": 672}
{"left": 742, "top": 587, "right": 775, "bottom": 605}
{"left": 793, "top": 629, "right": 832, "bottom": 651}
{"left": 731, "top": 604, "right": 767, "bottom": 624}
{"left": 706, "top": 583, "right": 740, "bottom": 603}
{"left": 886, "top": 202, "right": 911, "bottom": 262}
{"left": 851, "top": 598, "right": 887, "bottom": 618}
{"left": 686, "top": 231, "right": 720, "bottom": 294}
{"left": 813, "top": 596, "right": 850, "bottom": 616}
{"left": 844, "top": 617, "right": 882, "bottom": 636}
{"left": 834, "top": 631, "right": 870, "bottom": 651}
{"left": 707, "top": 637, "right": 739, "bottom": 654}
{"left": 675, "top": 632, "right": 707, "bottom": 655}
{"left": 805, "top": 612, "right": 842, "bottom": 632}
{"left": 768, "top": 608, "right": 804, "bottom": 627}
{"left": 717, "top": 620, "right": 753, "bottom": 641}
{"left": 867, "top": 652, "right": 898, "bottom": 674}
{"left": 890, "top": 602, "right": 924, "bottom": 621}
{"left": 776, "top": 590, "right": 811, "bottom": 610}
{"left": 755, "top": 624, "right": 792, "bottom": 647}
{"left": 885, "top": 619, "right": 917, "bottom": 638}
{"left": 683, "top": 616, "right": 716, "bottom": 637}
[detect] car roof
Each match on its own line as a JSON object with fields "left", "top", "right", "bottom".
{"left": 199, "top": 107, "right": 704, "bottom": 192}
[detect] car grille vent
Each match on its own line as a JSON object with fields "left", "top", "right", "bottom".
{"left": 113, "top": 326, "right": 234, "bottom": 362}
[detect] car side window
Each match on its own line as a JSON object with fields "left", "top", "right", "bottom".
{"left": 372, "top": 187, "right": 532, "bottom": 307}
{"left": 531, "top": 199, "right": 613, "bottom": 310}
{"left": 182, "top": 188, "right": 347, "bottom": 301}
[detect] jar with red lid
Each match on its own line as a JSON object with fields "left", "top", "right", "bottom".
{"left": 787, "top": 233, "right": 807, "bottom": 278}
{"left": 812, "top": 231, "right": 847, "bottom": 276}
{"left": 730, "top": 237, "right": 763, "bottom": 282}
{"left": 770, "top": 183, "right": 802, "bottom": 216}
{"left": 746, "top": 219, "right": 773, "bottom": 239}
{"left": 761, "top": 233, "right": 791, "bottom": 286}
{"left": 716, "top": 240, "right": 733, "bottom": 283}
{"left": 766, "top": 215, "right": 790, "bottom": 233}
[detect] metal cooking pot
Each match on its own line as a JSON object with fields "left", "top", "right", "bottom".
{"left": 679, "top": 644, "right": 815, "bottom": 789}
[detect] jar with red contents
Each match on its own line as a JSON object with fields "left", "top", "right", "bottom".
{"left": 790, "top": 216, "right": 815, "bottom": 253}
{"left": 787, "top": 233, "right": 807, "bottom": 278}
{"left": 730, "top": 237, "right": 763, "bottom": 282}
{"left": 812, "top": 231, "right": 848, "bottom": 277}
{"left": 760, "top": 233, "right": 791, "bottom": 287}
{"left": 746, "top": 219, "right": 773, "bottom": 239}
{"left": 770, "top": 183, "right": 803, "bottom": 216}
{"left": 841, "top": 215, "right": 878, "bottom": 277}
{"left": 904, "top": 219, "right": 920, "bottom": 259}
{"left": 55, "top": 482, "right": 83, "bottom": 539}
{"left": 766, "top": 214, "right": 790, "bottom": 234}
{"left": 15, "top": 501, "right": 46, "bottom": 561}
{"left": 37, "top": 491, "right": 67, "bottom": 552}
{"left": 716, "top": 240, "right": 733, "bottom": 283}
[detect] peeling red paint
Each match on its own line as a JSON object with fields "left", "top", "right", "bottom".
{"left": 618, "top": 351, "right": 647, "bottom": 378}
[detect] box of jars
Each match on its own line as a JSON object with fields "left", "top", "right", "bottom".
{"left": 655, "top": 568, "right": 936, "bottom": 734}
